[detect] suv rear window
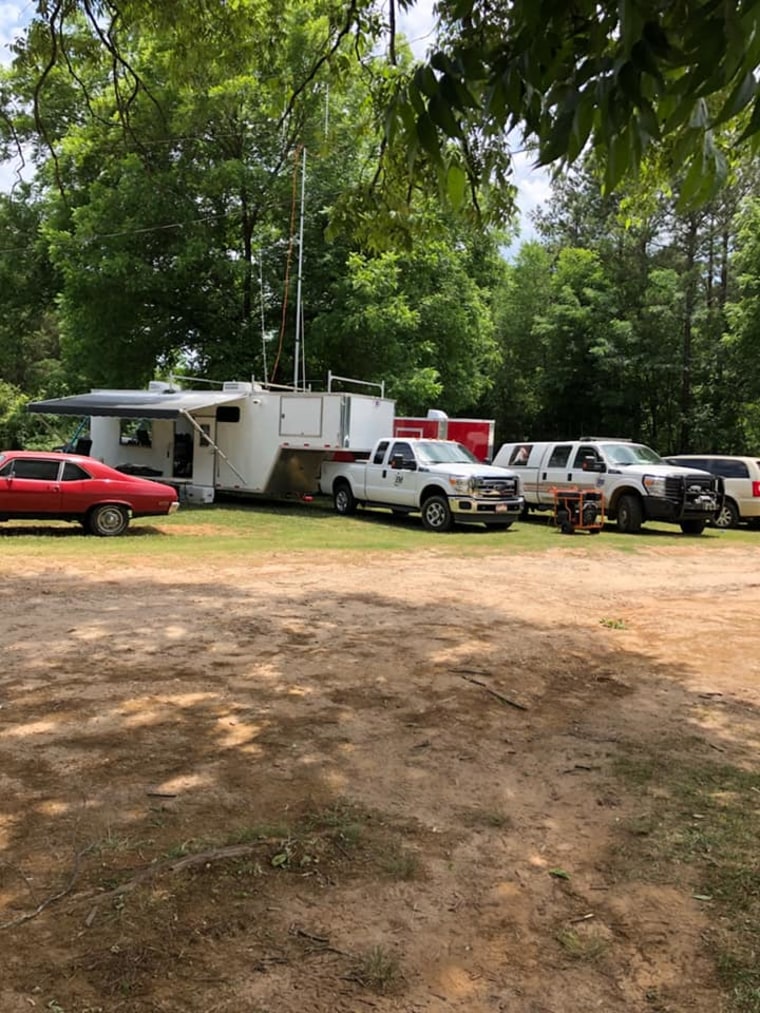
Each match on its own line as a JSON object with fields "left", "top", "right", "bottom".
{"left": 713, "top": 459, "right": 750, "bottom": 479}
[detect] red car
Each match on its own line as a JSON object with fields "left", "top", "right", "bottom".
{"left": 0, "top": 450, "right": 179, "bottom": 536}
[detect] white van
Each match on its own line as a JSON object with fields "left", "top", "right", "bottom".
{"left": 494, "top": 439, "right": 722, "bottom": 535}
{"left": 663, "top": 455, "right": 760, "bottom": 528}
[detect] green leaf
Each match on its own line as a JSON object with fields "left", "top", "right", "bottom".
{"left": 415, "top": 111, "right": 442, "bottom": 159}
{"left": 446, "top": 162, "right": 467, "bottom": 207}
{"left": 713, "top": 71, "right": 757, "bottom": 128}
{"left": 428, "top": 90, "right": 462, "bottom": 137}
{"left": 413, "top": 64, "right": 439, "bottom": 99}
{"left": 549, "top": 868, "right": 570, "bottom": 880}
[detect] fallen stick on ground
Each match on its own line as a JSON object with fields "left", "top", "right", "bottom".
{"left": 455, "top": 671, "right": 529, "bottom": 710}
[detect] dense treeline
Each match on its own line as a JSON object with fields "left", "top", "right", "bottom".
{"left": 1, "top": 2, "right": 760, "bottom": 455}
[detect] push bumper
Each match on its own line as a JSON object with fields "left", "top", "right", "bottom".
{"left": 451, "top": 495, "right": 524, "bottom": 523}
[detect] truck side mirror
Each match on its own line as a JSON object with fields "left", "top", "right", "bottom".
{"left": 391, "top": 453, "right": 405, "bottom": 469}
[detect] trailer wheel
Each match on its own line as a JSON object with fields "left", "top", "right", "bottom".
{"left": 333, "top": 481, "right": 357, "bottom": 516}
{"left": 421, "top": 494, "right": 453, "bottom": 532}
{"left": 680, "top": 519, "right": 706, "bottom": 535}
{"left": 87, "top": 504, "right": 130, "bottom": 537}
{"left": 616, "top": 494, "right": 643, "bottom": 534}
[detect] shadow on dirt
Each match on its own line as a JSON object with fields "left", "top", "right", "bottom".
{"left": 0, "top": 565, "right": 757, "bottom": 1012}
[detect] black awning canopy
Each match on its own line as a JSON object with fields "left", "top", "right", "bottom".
{"left": 26, "top": 390, "right": 245, "bottom": 420}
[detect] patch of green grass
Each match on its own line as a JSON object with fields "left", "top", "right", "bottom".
{"left": 378, "top": 843, "right": 421, "bottom": 880}
{"left": 304, "top": 798, "right": 371, "bottom": 850}
{"left": 599, "top": 617, "right": 627, "bottom": 629}
{"left": 611, "top": 752, "right": 760, "bottom": 1010}
{"left": 348, "top": 944, "right": 403, "bottom": 994}
{"left": 555, "top": 926, "right": 610, "bottom": 962}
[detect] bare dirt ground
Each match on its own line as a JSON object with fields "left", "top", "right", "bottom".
{"left": 1, "top": 536, "right": 759, "bottom": 1012}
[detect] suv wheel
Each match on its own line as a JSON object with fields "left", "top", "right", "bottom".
{"left": 713, "top": 499, "right": 739, "bottom": 529}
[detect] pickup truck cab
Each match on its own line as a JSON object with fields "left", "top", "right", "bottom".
{"left": 319, "top": 438, "right": 523, "bottom": 531}
{"left": 493, "top": 438, "right": 722, "bottom": 535}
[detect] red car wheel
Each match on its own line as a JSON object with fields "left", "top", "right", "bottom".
{"left": 87, "top": 504, "right": 129, "bottom": 536}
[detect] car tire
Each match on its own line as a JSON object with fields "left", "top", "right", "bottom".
{"left": 87, "top": 504, "right": 129, "bottom": 537}
{"left": 713, "top": 499, "right": 740, "bottom": 529}
{"left": 333, "top": 481, "right": 357, "bottom": 516}
{"left": 680, "top": 519, "right": 706, "bottom": 535}
{"left": 616, "top": 494, "right": 643, "bottom": 534}
{"left": 421, "top": 494, "right": 453, "bottom": 532}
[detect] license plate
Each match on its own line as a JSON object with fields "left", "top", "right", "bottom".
{"left": 495, "top": 504, "right": 507, "bottom": 512}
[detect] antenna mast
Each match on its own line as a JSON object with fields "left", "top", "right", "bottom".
{"left": 293, "top": 147, "right": 307, "bottom": 390}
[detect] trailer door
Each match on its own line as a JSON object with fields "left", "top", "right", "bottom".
{"left": 191, "top": 414, "right": 217, "bottom": 487}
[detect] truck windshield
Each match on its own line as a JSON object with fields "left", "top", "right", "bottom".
{"left": 602, "top": 443, "right": 663, "bottom": 465}
{"left": 416, "top": 441, "right": 479, "bottom": 464}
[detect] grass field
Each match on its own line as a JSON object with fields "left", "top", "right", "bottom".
{"left": 1, "top": 496, "right": 756, "bottom": 559}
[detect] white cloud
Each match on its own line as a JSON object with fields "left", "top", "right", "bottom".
{"left": 397, "top": 2, "right": 437, "bottom": 60}
{"left": 511, "top": 149, "right": 552, "bottom": 245}
{"left": 0, "top": 2, "right": 25, "bottom": 66}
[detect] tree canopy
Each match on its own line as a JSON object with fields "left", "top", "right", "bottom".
{"left": 8, "top": 0, "right": 760, "bottom": 214}
{"left": 396, "top": 0, "right": 760, "bottom": 206}
{"left": 3, "top": 0, "right": 760, "bottom": 455}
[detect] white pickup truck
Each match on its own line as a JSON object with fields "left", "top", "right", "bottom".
{"left": 319, "top": 437, "right": 524, "bottom": 531}
{"left": 493, "top": 438, "right": 723, "bottom": 535}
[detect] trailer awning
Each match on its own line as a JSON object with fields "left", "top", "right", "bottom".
{"left": 26, "top": 389, "right": 245, "bottom": 420}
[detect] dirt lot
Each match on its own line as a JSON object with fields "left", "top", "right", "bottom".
{"left": 1, "top": 535, "right": 759, "bottom": 1012}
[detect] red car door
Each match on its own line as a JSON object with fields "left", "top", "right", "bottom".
{"left": 58, "top": 460, "right": 98, "bottom": 513}
{"left": 0, "top": 457, "right": 63, "bottom": 514}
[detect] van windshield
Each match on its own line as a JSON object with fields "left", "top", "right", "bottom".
{"left": 416, "top": 441, "right": 479, "bottom": 464}
{"left": 602, "top": 443, "right": 663, "bottom": 465}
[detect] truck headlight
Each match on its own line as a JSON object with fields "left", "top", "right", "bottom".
{"left": 448, "top": 475, "right": 471, "bottom": 495}
{"left": 643, "top": 475, "right": 667, "bottom": 497}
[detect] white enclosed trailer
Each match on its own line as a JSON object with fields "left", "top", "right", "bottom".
{"left": 27, "top": 376, "right": 395, "bottom": 504}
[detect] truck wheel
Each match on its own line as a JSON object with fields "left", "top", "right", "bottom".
{"left": 680, "top": 519, "right": 706, "bottom": 535}
{"left": 87, "top": 504, "right": 129, "bottom": 537}
{"left": 333, "top": 481, "right": 357, "bottom": 516}
{"left": 713, "top": 499, "right": 739, "bottom": 529}
{"left": 616, "top": 494, "right": 643, "bottom": 534}
{"left": 421, "top": 494, "right": 453, "bottom": 532}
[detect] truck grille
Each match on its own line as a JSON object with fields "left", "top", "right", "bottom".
{"left": 665, "top": 474, "right": 719, "bottom": 501}
{"left": 473, "top": 476, "right": 518, "bottom": 497}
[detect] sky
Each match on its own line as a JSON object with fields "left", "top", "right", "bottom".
{"left": 0, "top": 2, "right": 23, "bottom": 64}
{"left": 0, "top": 1, "right": 550, "bottom": 241}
